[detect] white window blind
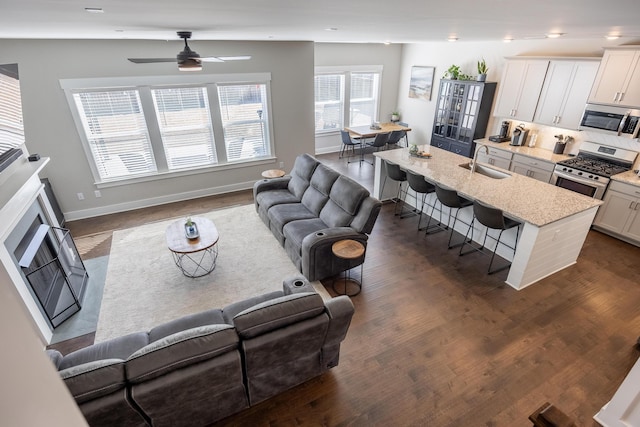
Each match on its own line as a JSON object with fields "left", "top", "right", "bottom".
{"left": 73, "top": 90, "right": 157, "bottom": 181}
{"left": 151, "top": 87, "right": 217, "bottom": 170}
{"left": 217, "top": 84, "right": 269, "bottom": 162}
{"left": 349, "top": 72, "right": 380, "bottom": 126}
{"left": 314, "top": 74, "right": 344, "bottom": 132}
{"left": 0, "top": 69, "right": 25, "bottom": 149}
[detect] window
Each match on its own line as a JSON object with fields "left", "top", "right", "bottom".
{"left": 218, "top": 84, "right": 269, "bottom": 161}
{"left": 0, "top": 66, "right": 25, "bottom": 149}
{"left": 73, "top": 90, "right": 157, "bottom": 180}
{"left": 151, "top": 87, "right": 217, "bottom": 169}
{"left": 314, "top": 74, "right": 344, "bottom": 132}
{"left": 314, "top": 66, "right": 382, "bottom": 134}
{"left": 349, "top": 72, "right": 380, "bottom": 126}
{"left": 61, "top": 73, "right": 273, "bottom": 185}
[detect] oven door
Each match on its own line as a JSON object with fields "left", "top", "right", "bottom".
{"left": 551, "top": 170, "right": 607, "bottom": 200}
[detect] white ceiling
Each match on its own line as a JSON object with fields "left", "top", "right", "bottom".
{"left": 1, "top": 0, "right": 639, "bottom": 44}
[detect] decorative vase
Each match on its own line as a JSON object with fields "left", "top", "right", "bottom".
{"left": 409, "top": 144, "right": 419, "bottom": 155}
{"left": 185, "top": 222, "right": 199, "bottom": 239}
{"left": 477, "top": 74, "right": 487, "bottom": 82}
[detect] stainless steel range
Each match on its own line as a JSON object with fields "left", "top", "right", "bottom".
{"left": 552, "top": 141, "right": 638, "bottom": 199}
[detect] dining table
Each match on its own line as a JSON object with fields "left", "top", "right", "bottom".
{"left": 344, "top": 122, "right": 412, "bottom": 163}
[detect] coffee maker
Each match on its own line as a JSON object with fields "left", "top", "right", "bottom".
{"left": 488, "top": 121, "right": 512, "bottom": 143}
{"left": 510, "top": 124, "right": 530, "bottom": 146}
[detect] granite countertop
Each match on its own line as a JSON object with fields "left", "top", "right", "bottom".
{"left": 611, "top": 169, "right": 640, "bottom": 187}
{"left": 374, "top": 146, "right": 602, "bottom": 227}
{"left": 474, "top": 138, "right": 572, "bottom": 163}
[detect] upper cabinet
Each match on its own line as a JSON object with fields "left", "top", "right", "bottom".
{"left": 589, "top": 48, "right": 640, "bottom": 108}
{"left": 534, "top": 60, "right": 600, "bottom": 130}
{"left": 493, "top": 59, "right": 549, "bottom": 122}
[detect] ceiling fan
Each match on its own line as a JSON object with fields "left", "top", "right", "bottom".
{"left": 127, "top": 31, "right": 251, "bottom": 72}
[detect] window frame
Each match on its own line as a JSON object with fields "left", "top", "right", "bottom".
{"left": 60, "top": 73, "right": 274, "bottom": 188}
{"left": 314, "top": 65, "right": 383, "bottom": 136}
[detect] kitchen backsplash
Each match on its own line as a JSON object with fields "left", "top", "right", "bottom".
{"left": 492, "top": 121, "right": 640, "bottom": 167}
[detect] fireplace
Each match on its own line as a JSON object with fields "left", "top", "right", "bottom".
{"left": 16, "top": 222, "right": 87, "bottom": 328}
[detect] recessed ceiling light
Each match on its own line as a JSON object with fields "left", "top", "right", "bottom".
{"left": 447, "top": 36, "right": 458, "bottom": 42}
{"left": 503, "top": 37, "right": 514, "bottom": 43}
{"left": 546, "top": 33, "right": 564, "bottom": 39}
{"left": 383, "top": 41, "right": 391, "bottom": 45}
{"left": 606, "top": 34, "right": 621, "bottom": 40}
{"left": 85, "top": 7, "right": 104, "bottom": 13}
{"left": 325, "top": 28, "right": 338, "bottom": 32}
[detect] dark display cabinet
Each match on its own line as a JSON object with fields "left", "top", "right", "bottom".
{"left": 431, "top": 79, "right": 497, "bottom": 158}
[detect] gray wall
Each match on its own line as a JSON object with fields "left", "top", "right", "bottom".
{"left": 0, "top": 40, "right": 314, "bottom": 220}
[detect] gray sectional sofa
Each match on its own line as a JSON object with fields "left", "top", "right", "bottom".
{"left": 47, "top": 277, "right": 354, "bottom": 426}
{"left": 253, "top": 153, "right": 382, "bottom": 281}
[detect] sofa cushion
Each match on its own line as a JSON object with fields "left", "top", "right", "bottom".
{"left": 148, "top": 308, "right": 225, "bottom": 342}
{"left": 222, "top": 291, "right": 284, "bottom": 324}
{"left": 256, "top": 189, "right": 300, "bottom": 213}
{"left": 59, "top": 332, "right": 149, "bottom": 370}
{"left": 287, "top": 154, "right": 318, "bottom": 198}
{"left": 282, "top": 218, "right": 329, "bottom": 252}
{"left": 268, "top": 203, "right": 317, "bottom": 233}
{"left": 328, "top": 175, "right": 369, "bottom": 216}
{"left": 232, "top": 292, "right": 325, "bottom": 339}
{"left": 127, "top": 324, "right": 238, "bottom": 384}
{"left": 60, "top": 359, "right": 127, "bottom": 403}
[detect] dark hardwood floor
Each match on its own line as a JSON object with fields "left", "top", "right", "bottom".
{"left": 53, "top": 152, "right": 640, "bottom": 426}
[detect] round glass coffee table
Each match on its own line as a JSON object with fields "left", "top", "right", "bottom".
{"left": 166, "top": 217, "right": 219, "bottom": 278}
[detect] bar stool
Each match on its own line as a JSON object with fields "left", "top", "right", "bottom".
{"left": 459, "top": 200, "right": 521, "bottom": 274}
{"left": 382, "top": 160, "right": 409, "bottom": 216}
{"left": 405, "top": 170, "right": 436, "bottom": 230}
{"left": 424, "top": 183, "right": 473, "bottom": 248}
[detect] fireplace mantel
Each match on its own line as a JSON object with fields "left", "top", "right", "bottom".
{"left": 1, "top": 154, "right": 56, "bottom": 343}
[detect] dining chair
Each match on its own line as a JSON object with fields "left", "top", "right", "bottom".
{"left": 339, "top": 130, "right": 362, "bottom": 164}
{"left": 363, "top": 132, "right": 389, "bottom": 164}
{"left": 386, "top": 130, "right": 407, "bottom": 149}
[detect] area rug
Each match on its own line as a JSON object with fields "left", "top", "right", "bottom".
{"left": 95, "top": 204, "right": 328, "bottom": 343}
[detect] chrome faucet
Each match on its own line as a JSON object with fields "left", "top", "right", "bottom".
{"left": 470, "top": 144, "right": 489, "bottom": 175}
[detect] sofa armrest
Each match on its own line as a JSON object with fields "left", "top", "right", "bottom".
{"left": 324, "top": 296, "right": 355, "bottom": 345}
{"left": 253, "top": 176, "right": 291, "bottom": 198}
{"left": 283, "top": 276, "right": 316, "bottom": 295}
{"left": 301, "top": 227, "right": 368, "bottom": 281}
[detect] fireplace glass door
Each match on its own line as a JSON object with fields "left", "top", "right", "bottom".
{"left": 18, "top": 225, "right": 87, "bottom": 328}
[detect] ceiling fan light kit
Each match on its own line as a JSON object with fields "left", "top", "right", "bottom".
{"left": 127, "top": 31, "right": 251, "bottom": 71}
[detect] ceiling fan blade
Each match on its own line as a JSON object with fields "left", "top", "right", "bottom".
{"left": 198, "top": 57, "right": 225, "bottom": 63}
{"left": 128, "top": 58, "right": 177, "bottom": 64}
{"left": 217, "top": 55, "right": 252, "bottom": 61}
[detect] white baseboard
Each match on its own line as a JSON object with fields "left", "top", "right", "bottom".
{"left": 63, "top": 180, "right": 255, "bottom": 221}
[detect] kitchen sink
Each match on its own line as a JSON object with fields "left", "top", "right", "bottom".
{"left": 459, "top": 162, "right": 511, "bottom": 179}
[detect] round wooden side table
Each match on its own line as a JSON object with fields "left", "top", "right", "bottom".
{"left": 166, "top": 217, "right": 219, "bottom": 278}
{"left": 261, "top": 169, "right": 286, "bottom": 179}
{"left": 331, "top": 239, "right": 365, "bottom": 296}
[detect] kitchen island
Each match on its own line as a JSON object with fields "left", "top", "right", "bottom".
{"left": 373, "top": 145, "right": 602, "bottom": 290}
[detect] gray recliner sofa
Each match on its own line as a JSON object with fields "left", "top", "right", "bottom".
{"left": 253, "top": 154, "right": 382, "bottom": 281}
{"left": 47, "top": 277, "right": 354, "bottom": 426}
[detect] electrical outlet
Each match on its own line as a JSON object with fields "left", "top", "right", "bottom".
{"left": 77, "top": 192, "right": 85, "bottom": 201}
{"left": 94, "top": 190, "right": 102, "bottom": 198}
{"left": 279, "top": 161, "right": 284, "bottom": 169}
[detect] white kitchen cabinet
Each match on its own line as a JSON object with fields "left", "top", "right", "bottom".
{"left": 589, "top": 48, "right": 640, "bottom": 108}
{"left": 593, "top": 180, "right": 640, "bottom": 244}
{"left": 509, "top": 153, "right": 554, "bottom": 183}
{"left": 475, "top": 146, "right": 512, "bottom": 169}
{"left": 493, "top": 59, "right": 549, "bottom": 122}
{"left": 534, "top": 60, "right": 599, "bottom": 130}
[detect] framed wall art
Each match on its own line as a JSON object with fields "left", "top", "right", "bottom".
{"left": 408, "top": 66, "right": 435, "bottom": 101}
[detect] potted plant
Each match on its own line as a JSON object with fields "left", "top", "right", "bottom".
{"left": 391, "top": 110, "right": 400, "bottom": 122}
{"left": 184, "top": 217, "right": 199, "bottom": 239}
{"left": 444, "top": 64, "right": 461, "bottom": 80}
{"left": 477, "top": 58, "right": 488, "bottom": 82}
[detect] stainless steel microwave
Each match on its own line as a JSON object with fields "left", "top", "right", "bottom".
{"left": 579, "top": 104, "right": 640, "bottom": 139}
